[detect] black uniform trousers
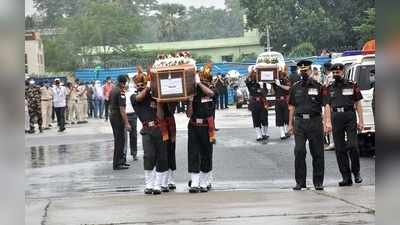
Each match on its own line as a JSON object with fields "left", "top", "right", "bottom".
{"left": 332, "top": 111, "right": 360, "bottom": 180}
{"left": 141, "top": 127, "right": 168, "bottom": 172}
{"left": 54, "top": 107, "right": 65, "bottom": 130}
{"left": 275, "top": 99, "right": 289, "bottom": 126}
{"left": 250, "top": 101, "right": 268, "bottom": 128}
{"left": 293, "top": 116, "right": 325, "bottom": 186}
{"left": 188, "top": 124, "right": 213, "bottom": 173}
{"left": 110, "top": 112, "right": 126, "bottom": 168}
{"left": 126, "top": 113, "right": 138, "bottom": 157}
{"left": 104, "top": 100, "right": 110, "bottom": 120}
{"left": 167, "top": 140, "right": 176, "bottom": 170}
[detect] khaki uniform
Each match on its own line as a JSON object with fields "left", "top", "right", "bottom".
{"left": 40, "top": 86, "right": 53, "bottom": 129}
{"left": 77, "top": 85, "right": 88, "bottom": 122}
{"left": 67, "top": 86, "right": 79, "bottom": 123}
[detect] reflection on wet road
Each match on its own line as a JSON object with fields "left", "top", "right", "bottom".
{"left": 27, "top": 142, "right": 114, "bottom": 169}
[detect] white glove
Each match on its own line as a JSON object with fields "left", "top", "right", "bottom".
{"left": 275, "top": 79, "right": 281, "bottom": 86}
{"left": 195, "top": 74, "right": 201, "bottom": 84}
{"left": 146, "top": 81, "right": 151, "bottom": 88}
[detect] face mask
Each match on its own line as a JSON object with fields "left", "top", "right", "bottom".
{"left": 300, "top": 71, "right": 309, "bottom": 81}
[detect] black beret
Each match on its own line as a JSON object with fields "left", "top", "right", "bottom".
{"left": 297, "top": 60, "right": 312, "bottom": 70}
{"left": 323, "top": 62, "right": 332, "bottom": 70}
{"left": 331, "top": 63, "right": 345, "bottom": 71}
{"left": 117, "top": 75, "right": 127, "bottom": 83}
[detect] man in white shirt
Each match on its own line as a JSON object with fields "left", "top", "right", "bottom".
{"left": 52, "top": 78, "right": 68, "bottom": 132}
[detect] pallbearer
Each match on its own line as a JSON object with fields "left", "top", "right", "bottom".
{"left": 272, "top": 71, "right": 291, "bottom": 139}
{"left": 160, "top": 103, "right": 177, "bottom": 191}
{"left": 186, "top": 63, "right": 216, "bottom": 193}
{"left": 246, "top": 66, "right": 269, "bottom": 141}
{"left": 131, "top": 73, "right": 168, "bottom": 195}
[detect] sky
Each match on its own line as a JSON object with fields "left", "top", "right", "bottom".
{"left": 25, "top": 0, "right": 226, "bottom": 16}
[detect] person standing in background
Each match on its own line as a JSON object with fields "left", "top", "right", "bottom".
{"left": 93, "top": 80, "right": 104, "bottom": 119}
{"left": 26, "top": 78, "right": 43, "bottom": 134}
{"left": 87, "top": 81, "right": 95, "bottom": 118}
{"left": 40, "top": 82, "right": 53, "bottom": 130}
{"left": 124, "top": 74, "right": 138, "bottom": 162}
{"left": 52, "top": 78, "right": 67, "bottom": 132}
{"left": 222, "top": 73, "right": 229, "bottom": 109}
{"left": 67, "top": 82, "right": 79, "bottom": 125}
{"left": 103, "top": 76, "right": 114, "bottom": 122}
{"left": 76, "top": 79, "right": 88, "bottom": 123}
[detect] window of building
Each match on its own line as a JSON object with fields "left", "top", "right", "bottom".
{"left": 221, "top": 55, "right": 233, "bottom": 62}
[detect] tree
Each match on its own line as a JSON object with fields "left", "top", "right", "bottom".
{"left": 353, "top": 8, "right": 375, "bottom": 46}
{"left": 155, "top": 3, "right": 187, "bottom": 42}
{"left": 25, "top": 16, "right": 36, "bottom": 30}
{"left": 240, "top": 0, "right": 374, "bottom": 53}
{"left": 42, "top": 35, "right": 77, "bottom": 72}
{"left": 61, "top": 1, "right": 142, "bottom": 65}
{"left": 288, "top": 42, "right": 316, "bottom": 58}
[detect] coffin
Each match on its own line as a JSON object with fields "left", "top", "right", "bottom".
{"left": 150, "top": 64, "right": 195, "bottom": 102}
{"left": 255, "top": 64, "right": 279, "bottom": 83}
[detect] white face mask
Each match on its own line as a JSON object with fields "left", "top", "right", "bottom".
{"left": 29, "top": 80, "right": 35, "bottom": 85}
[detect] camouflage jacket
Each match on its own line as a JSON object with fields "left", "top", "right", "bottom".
{"left": 25, "top": 85, "right": 41, "bottom": 111}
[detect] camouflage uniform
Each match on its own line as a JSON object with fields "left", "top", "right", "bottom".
{"left": 25, "top": 85, "right": 43, "bottom": 132}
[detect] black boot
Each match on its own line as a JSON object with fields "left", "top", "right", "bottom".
{"left": 338, "top": 179, "right": 353, "bottom": 187}
{"left": 189, "top": 187, "right": 200, "bottom": 193}
{"left": 144, "top": 188, "right": 153, "bottom": 195}
{"left": 354, "top": 173, "right": 363, "bottom": 183}
{"left": 293, "top": 183, "right": 306, "bottom": 191}
{"left": 39, "top": 127, "right": 43, "bottom": 133}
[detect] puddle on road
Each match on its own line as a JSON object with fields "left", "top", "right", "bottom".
{"left": 26, "top": 141, "right": 114, "bottom": 169}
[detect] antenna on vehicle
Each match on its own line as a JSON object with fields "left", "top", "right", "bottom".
{"left": 266, "top": 25, "right": 272, "bottom": 54}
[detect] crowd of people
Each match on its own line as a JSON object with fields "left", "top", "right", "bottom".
{"left": 24, "top": 76, "right": 119, "bottom": 133}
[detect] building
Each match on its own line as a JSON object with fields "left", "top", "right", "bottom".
{"left": 137, "top": 30, "right": 264, "bottom": 63}
{"left": 86, "top": 29, "right": 264, "bottom": 64}
{"left": 25, "top": 32, "right": 45, "bottom": 75}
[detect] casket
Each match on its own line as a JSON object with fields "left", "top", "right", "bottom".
{"left": 255, "top": 64, "right": 279, "bottom": 83}
{"left": 150, "top": 64, "right": 195, "bottom": 102}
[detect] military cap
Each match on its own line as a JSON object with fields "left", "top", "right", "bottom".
{"left": 323, "top": 62, "right": 332, "bottom": 71}
{"left": 117, "top": 74, "right": 128, "bottom": 83}
{"left": 297, "top": 60, "right": 312, "bottom": 71}
{"left": 331, "top": 63, "right": 345, "bottom": 71}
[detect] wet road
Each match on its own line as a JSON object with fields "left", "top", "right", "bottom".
{"left": 25, "top": 113, "right": 375, "bottom": 199}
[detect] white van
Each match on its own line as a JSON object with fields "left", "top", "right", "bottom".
{"left": 345, "top": 55, "right": 375, "bottom": 154}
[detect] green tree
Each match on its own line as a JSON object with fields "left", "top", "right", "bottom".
{"left": 25, "top": 16, "right": 36, "bottom": 30}
{"left": 353, "top": 8, "right": 375, "bottom": 46}
{"left": 61, "top": 1, "right": 142, "bottom": 65}
{"left": 155, "top": 3, "right": 187, "bottom": 42}
{"left": 288, "top": 42, "right": 316, "bottom": 58}
{"left": 43, "top": 36, "right": 77, "bottom": 72}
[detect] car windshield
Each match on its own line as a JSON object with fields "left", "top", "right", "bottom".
{"left": 355, "top": 65, "right": 375, "bottom": 90}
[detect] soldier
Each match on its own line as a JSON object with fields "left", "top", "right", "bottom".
{"left": 109, "top": 75, "right": 131, "bottom": 171}
{"left": 40, "top": 82, "right": 53, "bottom": 130}
{"left": 287, "top": 60, "right": 330, "bottom": 191}
{"left": 25, "top": 79, "right": 43, "bottom": 133}
{"left": 186, "top": 64, "right": 216, "bottom": 193}
{"left": 325, "top": 63, "right": 364, "bottom": 186}
{"left": 272, "top": 71, "right": 291, "bottom": 139}
{"left": 131, "top": 73, "right": 168, "bottom": 195}
{"left": 161, "top": 103, "right": 177, "bottom": 191}
{"left": 76, "top": 79, "right": 88, "bottom": 123}
{"left": 245, "top": 67, "right": 269, "bottom": 141}
{"left": 66, "top": 82, "right": 79, "bottom": 124}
